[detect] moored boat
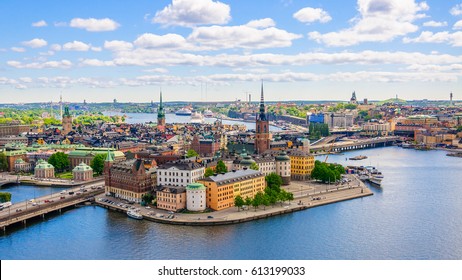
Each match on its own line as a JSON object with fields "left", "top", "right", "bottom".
{"left": 127, "top": 209, "right": 143, "bottom": 220}
{"left": 175, "top": 107, "right": 192, "bottom": 116}
{"left": 349, "top": 155, "right": 368, "bottom": 160}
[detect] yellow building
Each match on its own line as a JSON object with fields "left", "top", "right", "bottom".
{"left": 198, "top": 169, "right": 265, "bottom": 211}
{"left": 287, "top": 149, "right": 315, "bottom": 181}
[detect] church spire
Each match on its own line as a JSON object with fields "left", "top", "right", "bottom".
{"left": 157, "top": 89, "right": 165, "bottom": 119}
{"left": 258, "top": 81, "right": 267, "bottom": 121}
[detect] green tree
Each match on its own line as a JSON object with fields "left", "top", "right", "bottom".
{"left": 204, "top": 167, "right": 214, "bottom": 177}
{"left": 244, "top": 197, "right": 252, "bottom": 209}
{"left": 90, "top": 154, "right": 106, "bottom": 175}
{"left": 234, "top": 195, "right": 244, "bottom": 212}
{"left": 48, "top": 152, "right": 70, "bottom": 172}
{"left": 249, "top": 162, "right": 259, "bottom": 171}
{"left": 311, "top": 160, "right": 345, "bottom": 183}
{"left": 0, "top": 192, "right": 12, "bottom": 203}
{"left": 261, "top": 193, "right": 270, "bottom": 210}
{"left": 0, "top": 153, "right": 8, "bottom": 172}
{"left": 186, "top": 149, "right": 199, "bottom": 158}
{"left": 265, "top": 173, "right": 282, "bottom": 192}
{"left": 142, "top": 193, "right": 154, "bottom": 205}
{"left": 251, "top": 193, "right": 262, "bottom": 211}
{"left": 216, "top": 160, "right": 228, "bottom": 173}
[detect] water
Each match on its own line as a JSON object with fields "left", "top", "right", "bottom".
{"left": 1, "top": 147, "right": 461, "bottom": 260}
{"left": 104, "top": 112, "right": 282, "bottom": 131}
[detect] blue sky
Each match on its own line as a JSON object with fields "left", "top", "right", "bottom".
{"left": 0, "top": 0, "right": 461, "bottom": 103}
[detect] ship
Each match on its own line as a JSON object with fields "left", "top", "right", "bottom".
{"left": 203, "top": 109, "right": 213, "bottom": 118}
{"left": 349, "top": 155, "right": 368, "bottom": 160}
{"left": 175, "top": 107, "right": 192, "bottom": 116}
{"left": 190, "top": 111, "right": 204, "bottom": 124}
{"left": 127, "top": 209, "right": 143, "bottom": 220}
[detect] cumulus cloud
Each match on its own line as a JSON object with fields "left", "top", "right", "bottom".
{"left": 50, "top": 44, "right": 62, "bottom": 51}
{"left": 134, "top": 33, "right": 188, "bottom": 49}
{"left": 153, "top": 0, "right": 231, "bottom": 27}
{"left": 7, "top": 60, "right": 72, "bottom": 69}
{"left": 80, "top": 59, "right": 115, "bottom": 67}
{"left": 32, "top": 20, "right": 47, "bottom": 27}
{"left": 293, "top": 7, "right": 332, "bottom": 24}
{"left": 454, "top": 20, "right": 462, "bottom": 30}
{"left": 423, "top": 21, "right": 448, "bottom": 27}
{"left": 450, "top": 4, "right": 462, "bottom": 16}
{"left": 22, "top": 38, "right": 47, "bottom": 48}
{"left": 403, "top": 31, "right": 462, "bottom": 46}
{"left": 144, "top": 68, "right": 169, "bottom": 73}
{"left": 104, "top": 40, "right": 133, "bottom": 51}
{"left": 69, "top": 18, "right": 120, "bottom": 32}
{"left": 308, "top": 0, "right": 428, "bottom": 47}
{"left": 245, "top": 18, "right": 276, "bottom": 28}
{"left": 11, "top": 47, "right": 26, "bottom": 52}
{"left": 62, "top": 41, "right": 91, "bottom": 51}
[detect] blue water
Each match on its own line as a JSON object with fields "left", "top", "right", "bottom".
{"left": 1, "top": 147, "right": 461, "bottom": 260}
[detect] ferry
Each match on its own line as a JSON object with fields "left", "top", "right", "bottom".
{"left": 175, "top": 108, "right": 192, "bottom": 116}
{"left": 190, "top": 111, "right": 204, "bottom": 124}
{"left": 203, "top": 109, "right": 213, "bottom": 118}
{"left": 127, "top": 209, "right": 143, "bottom": 220}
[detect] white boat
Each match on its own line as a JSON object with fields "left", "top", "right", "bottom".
{"left": 127, "top": 209, "right": 143, "bottom": 220}
{"left": 175, "top": 107, "right": 192, "bottom": 116}
{"left": 367, "top": 176, "right": 382, "bottom": 186}
{"left": 190, "top": 111, "right": 204, "bottom": 124}
{"left": 203, "top": 109, "right": 213, "bottom": 118}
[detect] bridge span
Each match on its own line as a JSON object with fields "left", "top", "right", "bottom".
{"left": 311, "top": 136, "right": 399, "bottom": 153}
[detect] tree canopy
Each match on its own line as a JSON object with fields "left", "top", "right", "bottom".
{"left": 310, "top": 160, "right": 345, "bottom": 183}
{"left": 0, "top": 192, "right": 12, "bottom": 203}
{"left": 204, "top": 167, "right": 214, "bottom": 177}
{"left": 0, "top": 153, "right": 8, "bottom": 172}
{"left": 216, "top": 160, "right": 228, "bottom": 173}
{"left": 90, "top": 154, "right": 106, "bottom": 175}
{"left": 186, "top": 149, "right": 199, "bottom": 158}
{"left": 48, "top": 152, "right": 70, "bottom": 172}
{"left": 249, "top": 162, "right": 259, "bottom": 171}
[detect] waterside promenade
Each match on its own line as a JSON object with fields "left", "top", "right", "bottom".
{"left": 97, "top": 174, "right": 372, "bottom": 226}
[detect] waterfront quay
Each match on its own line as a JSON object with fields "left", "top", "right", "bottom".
{"left": 96, "top": 174, "right": 372, "bottom": 226}
{"left": 311, "top": 136, "right": 399, "bottom": 153}
{"left": 0, "top": 182, "right": 105, "bottom": 231}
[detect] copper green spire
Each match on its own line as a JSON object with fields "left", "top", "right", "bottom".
{"left": 63, "top": 106, "right": 71, "bottom": 117}
{"left": 258, "top": 81, "right": 267, "bottom": 121}
{"left": 105, "top": 147, "right": 114, "bottom": 162}
{"left": 157, "top": 89, "right": 165, "bottom": 119}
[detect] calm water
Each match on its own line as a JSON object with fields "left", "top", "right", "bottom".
{"left": 1, "top": 147, "right": 461, "bottom": 260}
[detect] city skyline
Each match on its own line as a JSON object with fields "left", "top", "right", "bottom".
{"left": 0, "top": 0, "right": 461, "bottom": 103}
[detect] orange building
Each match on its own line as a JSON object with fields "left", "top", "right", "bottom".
{"left": 198, "top": 169, "right": 265, "bottom": 211}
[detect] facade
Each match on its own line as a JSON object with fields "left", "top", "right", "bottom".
{"left": 198, "top": 169, "right": 265, "bottom": 211}
{"left": 68, "top": 147, "right": 125, "bottom": 168}
{"left": 255, "top": 83, "right": 270, "bottom": 154}
{"left": 156, "top": 186, "right": 186, "bottom": 212}
{"left": 72, "top": 162, "right": 93, "bottom": 181}
{"left": 61, "top": 106, "right": 73, "bottom": 135}
{"left": 4, "top": 149, "right": 27, "bottom": 172}
{"left": 275, "top": 151, "right": 291, "bottom": 185}
{"left": 105, "top": 158, "right": 155, "bottom": 203}
{"left": 0, "top": 123, "right": 30, "bottom": 137}
{"left": 0, "top": 136, "right": 28, "bottom": 147}
{"left": 34, "top": 159, "right": 55, "bottom": 178}
{"left": 287, "top": 149, "right": 315, "bottom": 181}
{"left": 157, "top": 160, "right": 204, "bottom": 187}
{"left": 324, "top": 112, "right": 354, "bottom": 129}
{"left": 361, "top": 122, "right": 391, "bottom": 136}
{"left": 190, "top": 135, "right": 221, "bottom": 156}
{"left": 157, "top": 90, "right": 166, "bottom": 131}
{"left": 186, "top": 183, "right": 207, "bottom": 212}
{"left": 14, "top": 158, "right": 33, "bottom": 173}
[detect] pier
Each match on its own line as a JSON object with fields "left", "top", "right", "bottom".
{"left": 0, "top": 183, "right": 104, "bottom": 232}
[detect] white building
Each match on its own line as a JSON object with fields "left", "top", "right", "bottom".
{"left": 275, "top": 151, "right": 291, "bottom": 185}
{"left": 157, "top": 160, "right": 204, "bottom": 187}
{"left": 186, "top": 183, "right": 206, "bottom": 211}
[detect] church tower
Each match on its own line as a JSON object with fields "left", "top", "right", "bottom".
{"left": 61, "top": 105, "right": 73, "bottom": 135}
{"left": 104, "top": 148, "right": 114, "bottom": 194}
{"left": 255, "top": 82, "right": 270, "bottom": 154}
{"left": 157, "top": 90, "right": 166, "bottom": 131}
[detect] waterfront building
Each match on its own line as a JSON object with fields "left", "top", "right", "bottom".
{"left": 186, "top": 183, "right": 206, "bottom": 212}
{"left": 0, "top": 122, "right": 30, "bottom": 137}
{"left": 287, "top": 149, "right": 315, "bottom": 181}
{"left": 361, "top": 122, "right": 391, "bottom": 137}
{"left": 156, "top": 185, "right": 186, "bottom": 212}
{"left": 34, "top": 159, "right": 55, "bottom": 178}
{"left": 72, "top": 162, "right": 93, "bottom": 181}
{"left": 275, "top": 151, "right": 291, "bottom": 185}
{"left": 105, "top": 158, "right": 155, "bottom": 203}
{"left": 14, "top": 158, "right": 33, "bottom": 173}
{"left": 198, "top": 169, "right": 265, "bottom": 211}
{"left": 61, "top": 106, "right": 73, "bottom": 135}
{"left": 255, "top": 83, "right": 270, "bottom": 154}
{"left": 157, "top": 160, "right": 204, "bottom": 187}
{"left": 157, "top": 90, "right": 166, "bottom": 131}
{"left": 4, "top": 149, "right": 27, "bottom": 172}
{"left": 68, "top": 147, "right": 125, "bottom": 168}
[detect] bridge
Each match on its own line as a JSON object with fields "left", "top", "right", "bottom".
{"left": 0, "top": 178, "right": 19, "bottom": 187}
{"left": 0, "top": 183, "right": 104, "bottom": 232}
{"left": 311, "top": 136, "right": 399, "bottom": 153}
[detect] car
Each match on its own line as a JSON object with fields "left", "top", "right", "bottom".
{"left": 207, "top": 216, "right": 214, "bottom": 219}
{"left": 60, "top": 190, "right": 66, "bottom": 194}
{"left": 168, "top": 211, "right": 174, "bottom": 214}
{"left": 145, "top": 206, "right": 151, "bottom": 209}
{"left": 44, "top": 200, "right": 50, "bottom": 203}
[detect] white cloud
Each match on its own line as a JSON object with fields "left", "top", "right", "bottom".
{"left": 69, "top": 18, "right": 120, "bottom": 32}
{"left": 423, "top": 21, "right": 448, "bottom": 27}
{"left": 450, "top": 4, "right": 462, "bottom": 16}
{"left": 104, "top": 40, "right": 133, "bottom": 51}
{"left": 134, "top": 33, "right": 188, "bottom": 49}
{"left": 80, "top": 59, "right": 115, "bottom": 67}
{"left": 91, "top": 47, "right": 102, "bottom": 52}
{"left": 403, "top": 31, "right": 462, "bottom": 46}
{"left": 188, "top": 24, "right": 302, "bottom": 50}
{"left": 309, "top": 0, "right": 428, "bottom": 47}
{"left": 11, "top": 47, "right": 26, "bottom": 52}
{"left": 293, "top": 7, "right": 332, "bottom": 24}
{"left": 453, "top": 20, "right": 462, "bottom": 30}
{"left": 245, "top": 18, "right": 276, "bottom": 28}
{"left": 32, "top": 20, "right": 47, "bottom": 27}
{"left": 145, "top": 68, "right": 169, "bottom": 73}
{"left": 62, "top": 41, "right": 91, "bottom": 51}
{"left": 7, "top": 60, "right": 72, "bottom": 69}
{"left": 19, "top": 77, "right": 33, "bottom": 83}
{"left": 22, "top": 38, "right": 47, "bottom": 48}
{"left": 50, "top": 44, "right": 62, "bottom": 51}
{"left": 153, "top": 0, "right": 231, "bottom": 27}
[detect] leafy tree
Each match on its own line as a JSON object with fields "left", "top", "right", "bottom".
{"left": 186, "top": 149, "right": 199, "bottom": 158}
{"left": 142, "top": 193, "right": 154, "bottom": 205}
{"left": 251, "top": 194, "right": 262, "bottom": 211}
{"left": 234, "top": 195, "right": 244, "bottom": 212}
{"left": 204, "top": 167, "right": 214, "bottom": 177}
{"left": 48, "top": 152, "right": 70, "bottom": 172}
{"left": 344, "top": 104, "right": 357, "bottom": 110}
{"left": 249, "top": 162, "right": 259, "bottom": 171}
{"left": 0, "top": 153, "right": 8, "bottom": 172}
{"left": 265, "top": 173, "right": 282, "bottom": 192}
{"left": 311, "top": 160, "right": 345, "bottom": 183}
{"left": 244, "top": 197, "right": 252, "bottom": 209}
{"left": 0, "top": 192, "right": 12, "bottom": 203}
{"left": 90, "top": 154, "right": 106, "bottom": 175}
{"left": 261, "top": 193, "right": 270, "bottom": 210}
{"left": 216, "top": 160, "right": 228, "bottom": 173}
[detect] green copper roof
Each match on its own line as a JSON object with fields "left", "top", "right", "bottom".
{"left": 105, "top": 148, "right": 114, "bottom": 162}
{"left": 63, "top": 106, "right": 71, "bottom": 117}
{"left": 35, "top": 159, "right": 54, "bottom": 169}
{"left": 73, "top": 162, "right": 93, "bottom": 172}
{"left": 186, "top": 183, "right": 206, "bottom": 191}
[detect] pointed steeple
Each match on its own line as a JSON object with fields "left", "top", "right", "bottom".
{"left": 258, "top": 81, "right": 267, "bottom": 121}
{"left": 63, "top": 105, "right": 71, "bottom": 117}
{"left": 157, "top": 89, "right": 165, "bottom": 119}
{"left": 105, "top": 147, "right": 114, "bottom": 162}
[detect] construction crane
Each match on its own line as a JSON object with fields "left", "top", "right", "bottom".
{"left": 324, "top": 141, "right": 335, "bottom": 163}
